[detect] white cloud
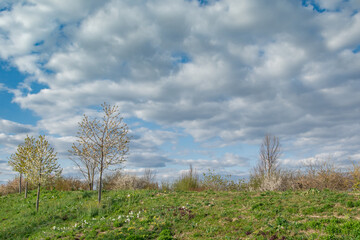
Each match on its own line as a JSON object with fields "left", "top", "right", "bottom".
{"left": 0, "top": 0, "right": 360, "bottom": 181}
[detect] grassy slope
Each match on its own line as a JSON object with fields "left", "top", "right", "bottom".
{"left": 1, "top": 189, "right": 360, "bottom": 239}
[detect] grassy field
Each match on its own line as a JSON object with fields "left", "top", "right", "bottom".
{"left": 1, "top": 189, "right": 360, "bottom": 239}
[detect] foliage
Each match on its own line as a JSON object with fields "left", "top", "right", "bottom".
{"left": 47, "top": 176, "right": 88, "bottom": 191}
{"left": 22, "top": 135, "right": 61, "bottom": 211}
{"left": 201, "top": 169, "right": 246, "bottom": 191}
{"left": 25, "top": 135, "right": 61, "bottom": 185}
{"left": 349, "top": 161, "right": 360, "bottom": 190}
{"left": 173, "top": 165, "right": 201, "bottom": 191}
{"left": 295, "top": 158, "right": 351, "bottom": 191}
{"left": 0, "top": 176, "right": 35, "bottom": 196}
{"left": 8, "top": 136, "right": 35, "bottom": 195}
{"left": 8, "top": 136, "right": 33, "bottom": 176}
{"left": 103, "top": 169, "right": 158, "bottom": 190}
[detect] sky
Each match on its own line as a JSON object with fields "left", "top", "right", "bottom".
{"left": 1, "top": 0, "right": 360, "bottom": 184}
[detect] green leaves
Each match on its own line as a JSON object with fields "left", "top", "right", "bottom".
{"left": 9, "top": 135, "right": 61, "bottom": 185}
{"left": 26, "top": 135, "right": 61, "bottom": 185}
{"left": 8, "top": 135, "right": 35, "bottom": 175}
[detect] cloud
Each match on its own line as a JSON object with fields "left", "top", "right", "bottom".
{"left": 175, "top": 152, "right": 249, "bottom": 169}
{"left": 0, "top": 0, "right": 359, "bottom": 180}
{"left": 0, "top": 119, "right": 34, "bottom": 135}
{"left": 128, "top": 153, "right": 172, "bottom": 168}
{"left": 0, "top": 119, "right": 39, "bottom": 155}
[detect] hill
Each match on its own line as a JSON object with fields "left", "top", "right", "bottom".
{"left": 1, "top": 189, "right": 360, "bottom": 239}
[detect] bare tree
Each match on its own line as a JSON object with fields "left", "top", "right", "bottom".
{"left": 69, "top": 143, "right": 98, "bottom": 190}
{"left": 73, "top": 103, "right": 130, "bottom": 203}
{"left": 257, "top": 133, "right": 281, "bottom": 177}
{"left": 26, "top": 135, "right": 62, "bottom": 211}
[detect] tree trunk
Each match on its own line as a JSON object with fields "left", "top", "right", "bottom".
{"left": 19, "top": 173, "right": 22, "bottom": 194}
{"left": 25, "top": 181, "right": 28, "bottom": 198}
{"left": 36, "top": 183, "right": 41, "bottom": 212}
{"left": 91, "top": 169, "right": 95, "bottom": 191}
{"left": 98, "top": 165, "right": 103, "bottom": 203}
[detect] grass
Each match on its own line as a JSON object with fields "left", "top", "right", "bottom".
{"left": 1, "top": 189, "right": 360, "bottom": 239}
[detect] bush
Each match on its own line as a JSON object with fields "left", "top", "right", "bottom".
{"left": 51, "top": 176, "right": 88, "bottom": 191}
{"left": 0, "top": 177, "right": 22, "bottom": 195}
{"left": 173, "top": 165, "right": 201, "bottom": 191}
{"left": 103, "top": 169, "right": 158, "bottom": 190}
{"left": 249, "top": 169, "right": 300, "bottom": 192}
{"left": 0, "top": 176, "right": 35, "bottom": 196}
{"left": 160, "top": 180, "right": 172, "bottom": 191}
{"left": 349, "top": 162, "right": 360, "bottom": 190}
{"left": 201, "top": 169, "right": 246, "bottom": 191}
{"left": 295, "top": 159, "right": 351, "bottom": 191}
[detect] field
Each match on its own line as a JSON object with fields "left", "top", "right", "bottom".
{"left": 1, "top": 189, "right": 360, "bottom": 239}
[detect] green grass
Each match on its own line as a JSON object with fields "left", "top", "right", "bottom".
{"left": 1, "top": 189, "right": 360, "bottom": 239}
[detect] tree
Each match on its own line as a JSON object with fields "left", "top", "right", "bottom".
{"left": 8, "top": 136, "right": 35, "bottom": 198}
{"left": 26, "top": 135, "right": 62, "bottom": 211}
{"left": 73, "top": 103, "right": 130, "bottom": 203}
{"left": 69, "top": 144, "right": 98, "bottom": 190}
{"left": 257, "top": 133, "right": 281, "bottom": 177}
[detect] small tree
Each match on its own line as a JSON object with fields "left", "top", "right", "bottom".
{"left": 250, "top": 134, "right": 282, "bottom": 191}
{"left": 8, "top": 136, "right": 35, "bottom": 198}
{"left": 257, "top": 133, "right": 281, "bottom": 177}
{"left": 74, "top": 103, "right": 130, "bottom": 203}
{"left": 69, "top": 145, "right": 98, "bottom": 190}
{"left": 26, "top": 135, "right": 61, "bottom": 211}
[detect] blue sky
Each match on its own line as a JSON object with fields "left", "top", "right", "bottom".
{"left": 1, "top": 0, "right": 360, "bottom": 184}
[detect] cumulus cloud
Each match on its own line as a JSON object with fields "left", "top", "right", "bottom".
{"left": 0, "top": 119, "right": 39, "bottom": 154}
{"left": 0, "top": 0, "right": 360, "bottom": 180}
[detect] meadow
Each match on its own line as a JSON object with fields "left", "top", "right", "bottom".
{"left": 1, "top": 189, "right": 360, "bottom": 239}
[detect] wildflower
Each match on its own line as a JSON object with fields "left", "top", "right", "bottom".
{"left": 127, "top": 194, "right": 131, "bottom": 198}
{"left": 52, "top": 226, "right": 56, "bottom": 230}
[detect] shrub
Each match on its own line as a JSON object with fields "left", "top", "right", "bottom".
{"left": 0, "top": 177, "right": 35, "bottom": 196}
{"left": 249, "top": 169, "right": 300, "bottom": 192}
{"left": 160, "top": 180, "right": 172, "bottom": 191}
{"left": 51, "top": 176, "right": 88, "bottom": 191}
{"left": 201, "top": 169, "right": 246, "bottom": 191}
{"left": 349, "top": 162, "right": 360, "bottom": 190}
{"left": 103, "top": 169, "right": 158, "bottom": 190}
{"left": 259, "top": 174, "right": 284, "bottom": 191}
{"left": 295, "top": 158, "right": 351, "bottom": 191}
{"left": 0, "top": 177, "right": 22, "bottom": 195}
{"left": 173, "top": 165, "right": 201, "bottom": 191}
